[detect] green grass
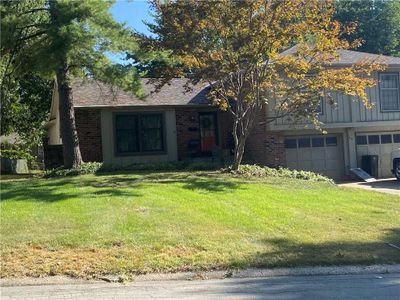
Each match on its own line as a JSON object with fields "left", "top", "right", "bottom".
{"left": 1, "top": 171, "right": 399, "bottom": 278}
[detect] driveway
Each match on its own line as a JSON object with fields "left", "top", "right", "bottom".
{"left": 339, "top": 178, "right": 400, "bottom": 196}
{"left": 2, "top": 273, "right": 400, "bottom": 300}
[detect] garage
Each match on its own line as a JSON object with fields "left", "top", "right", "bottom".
{"left": 284, "top": 134, "right": 344, "bottom": 180}
{"left": 356, "top": 131, "right": 400, "bottom": 178}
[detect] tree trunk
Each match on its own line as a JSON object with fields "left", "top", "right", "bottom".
{"left": 56, "top": 62, "right": 83, "bottom": 168}
{"left": 231, "top": 135, "right": 246, "bottom": 171}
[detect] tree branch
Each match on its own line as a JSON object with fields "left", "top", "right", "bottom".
{"left": 17, "top": 30, "right": 47, "bottom": 42}
{"left": 18, "top": 8, "right": 49, "bottom": 17}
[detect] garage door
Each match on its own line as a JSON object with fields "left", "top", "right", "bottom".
{"left": 356, "top": 132, "right": 400, "bottom": 178}
{"left": 284, "top": 135, "right": 344, "bottom": 180}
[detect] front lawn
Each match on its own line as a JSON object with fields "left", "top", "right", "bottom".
{"left": 1, "top": 171, "right": 399, "bottom": 278}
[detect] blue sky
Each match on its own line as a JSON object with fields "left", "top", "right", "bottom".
{"left": 109, "top": 0, "right": 155, "bottom": 63}
{"left": 110, "top": 0, "right": 154, "bottom": 35}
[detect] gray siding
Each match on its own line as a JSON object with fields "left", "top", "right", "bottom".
{"left": 270, "top": 69, "right": 400, "bottom": 130}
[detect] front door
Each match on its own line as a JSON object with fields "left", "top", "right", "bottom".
{"left": 199, "top": 112, "right": 218, "bottom": 155}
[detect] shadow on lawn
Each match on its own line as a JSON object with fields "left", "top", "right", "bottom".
{"left": 0, "top": 177, "right": 144, "bottom": 202}
{"left": 0, "top": 171, "right": 242, "bottom": 202}
{"left": 240, "top": 228, "right": 400, "bottom": 269}
{"left": 94, "top": 171, "right": 243, "bottom": 192}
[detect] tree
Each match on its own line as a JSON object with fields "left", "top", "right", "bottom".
{"left": 334, "top": 0, "right": 400, "bottom": 56}
{"left": 147, "top": 0, "right": 384, "bottom": 170}
{"left": 1, "top": 74, "right": 52, "bottom": 147}
{"left": 1, "top": 0, "right": 143, "bottom": 168}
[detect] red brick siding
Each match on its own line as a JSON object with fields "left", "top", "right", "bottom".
{"left": 43, "top": 142, "right": 63, "bottom": 170}
{"left": 219, "top": 111, "right": 234, "bottom": 151}
{"left": 244, "top": 108, "right": 285, "bottom": 168}
{"left": 75, "top": 109, "right": 103, "bottom": 162}
{"left": 175, "top": 109, "right": 200, "bottom": 160}
{"left": 175, "top": 108, "right": 233, "bottom": 160}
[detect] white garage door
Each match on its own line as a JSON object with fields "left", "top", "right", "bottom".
{"left": 356, "top": 132, "right": 400, "bottom": 178}
{"left": 284, "top": 135, "right": 344, "bottom": 180}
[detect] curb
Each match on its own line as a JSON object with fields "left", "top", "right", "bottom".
{"left": 1, "top": 264, "right": 400, "bottom": 287}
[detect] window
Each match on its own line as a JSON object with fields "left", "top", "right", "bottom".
{"left": 284, "top": 138, "right": 297, "bottom": 149}
{"left": 356, "top": 136, "right": 367, "bottom": 145}
{"left": 368, "top": 135, "right": 380, "bottom": 144}
{"left": 114, "top": 113, "right": 165, "bottom": 155}
{"left": 380, "top": 134, "right": 392, "bottom": 144}
{"left": 394, "top": 134, "right": 400, "bottom": 143}
{"left": 379, "top": 73, "right": 400, "bottom": 111}
{"left": 312, "top": 137, "right": 324, "bottom": 147}
{"left": 298, "top": 138, "right": 311, "bottom": 148}
{"left": 300, "top": 76, "right": 324, "bottom": 115}
{"left": 315, "top": 98, "right": 324, "bottom": 114}
{"left": 325, "top": 136, "right": 337, "bottom": 146}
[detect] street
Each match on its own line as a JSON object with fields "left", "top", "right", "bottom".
{"left": 2, "top": 273, "right": 400, "bottom": 300}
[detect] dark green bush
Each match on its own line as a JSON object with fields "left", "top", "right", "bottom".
{"left": 233, "top": 164, "right": 335, "bottom": 183}
{"left": 43, "top": 161, "right": 221, "bottom": 178}
{"left": 43, "top": 162, "right": 103, "bottom": 178}
{"left": 0, "top": 141, "right": 33, "bottom": 161}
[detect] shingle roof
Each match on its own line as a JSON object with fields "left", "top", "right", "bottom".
{"left": 280, "top": 46, "right": 400, "bottom": 66}
{"left": 72, "top": 78, "right": 212, "bottom": 108}
{"left": 72, "top": 48, "right": 400, "bottom": 108}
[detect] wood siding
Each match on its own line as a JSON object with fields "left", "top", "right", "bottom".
{"left": 269, "top": 69, "right": 400, "bottom": 130}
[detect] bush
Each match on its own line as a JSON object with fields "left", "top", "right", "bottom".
{"left": 43, "top": 162, "right": 103, "bottom": 178}
{"left": 0, "top": 141, "right": 34, "bottom": 161}
{"left": 43, "top": 161, "right": 221, "bottom": 178}
{"left": 99, "top": 161, "right": 220, "bottom": 173}
{"left": 233, "top": 164, "right": 334, "bottom": 183}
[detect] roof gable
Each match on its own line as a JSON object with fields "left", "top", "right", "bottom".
{"left": 280, "top": 46, "right": 400, "bottom": 66}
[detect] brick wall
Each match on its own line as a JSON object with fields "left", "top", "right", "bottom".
{"left": 175, "top": 108, "right": 233, "bottom": 160}
{"left": 175, "top": 108, "right": 200, "bottom": 160}
{"left": 244, "top": 107, "right": 285, "bottom": 168}
{"left": 75, "top": 109, "right": 103, "bottom": 162}
{"left": 43, "top": 142, "right": 63, "bottom": 170}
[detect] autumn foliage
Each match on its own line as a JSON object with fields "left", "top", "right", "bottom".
{"left": 148, "top": 0, "right": 384, "bottom": 170}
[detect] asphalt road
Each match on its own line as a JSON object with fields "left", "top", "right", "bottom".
{"left": 2, "top": 273, "right": 400, "bottom": 300}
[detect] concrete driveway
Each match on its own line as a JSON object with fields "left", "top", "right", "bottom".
{"left": 339, "top": 178, "right": 399, "bottom": 196}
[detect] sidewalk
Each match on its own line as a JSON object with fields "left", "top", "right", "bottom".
{"left": 2, "top": 272, "right": 400, "bottom": 300}
{"left": 2, "top": 265, "right": 400, "bottom": 300}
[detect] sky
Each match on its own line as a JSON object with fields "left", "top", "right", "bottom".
{"left": 109, "top": 0, "right": 155, "bottom": 63}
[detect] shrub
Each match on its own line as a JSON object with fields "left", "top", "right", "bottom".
{"left": 233, "top": 164, "right": 335, "bottom": 183}
{"left": 43, "top": 162, "right": 103, "bottom": 178}
{"left": 43, "top": 161, "right": 221, "bottom": 178}
{"left": 0, "top": 141, "right": 34, "bottom": 161}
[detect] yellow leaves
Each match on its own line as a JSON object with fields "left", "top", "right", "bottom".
{"left": 155, "top": 0, "right": 388, "bottom": 130}
{"left": 209, "top": 51, "right": 222, "bottom": 62}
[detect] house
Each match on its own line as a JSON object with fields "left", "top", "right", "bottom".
{"left": 45, "top": 49, "right": 400, "bottom": 180}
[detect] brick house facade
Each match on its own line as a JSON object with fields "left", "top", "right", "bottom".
{"left": 75, "top": 109, "right": 103, "bottom": 162}
{"left": 45, "top": 79, "right": 286, "bottom": 170}
{"left": 45, "top": 106, "right": 284, "bottom": 169}
{"left": 244, "top": 108, "right": 285, "bottom": 167}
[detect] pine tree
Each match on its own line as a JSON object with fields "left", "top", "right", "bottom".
{"left": 1, "top": 0, "right": 143, "bottom": 168}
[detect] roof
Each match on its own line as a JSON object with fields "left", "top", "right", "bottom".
{"left": 71, "top": 48, "right": 400, "bottom": 108}
{"left": 280, "top": 46, "right": 400, "bottom": 66}
{"left": 72, "top": 78, "right": 212, "bottom": 108}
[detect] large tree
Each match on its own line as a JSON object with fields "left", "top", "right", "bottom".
{"left": 1, "top": 74, "right": 52, "bottom": 147}
{"left": 334, "top": 0, "right": 400, "bottom": 57}
{"left": 1, "top": 0, "right": 143, "bottom": 168}
{"left": 146, "top": 0, "right": 384, "bottom": 170}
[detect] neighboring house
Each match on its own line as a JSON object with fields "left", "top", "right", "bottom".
{"left": 45, "top": 49, "right": 400, "bottom": 180}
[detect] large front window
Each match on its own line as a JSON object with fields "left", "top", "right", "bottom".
{"left": 379, "top": 73, "right": 400, "bottom": 111}
{"left": 114, "top": 113, "right": 165, "bottom": 155}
